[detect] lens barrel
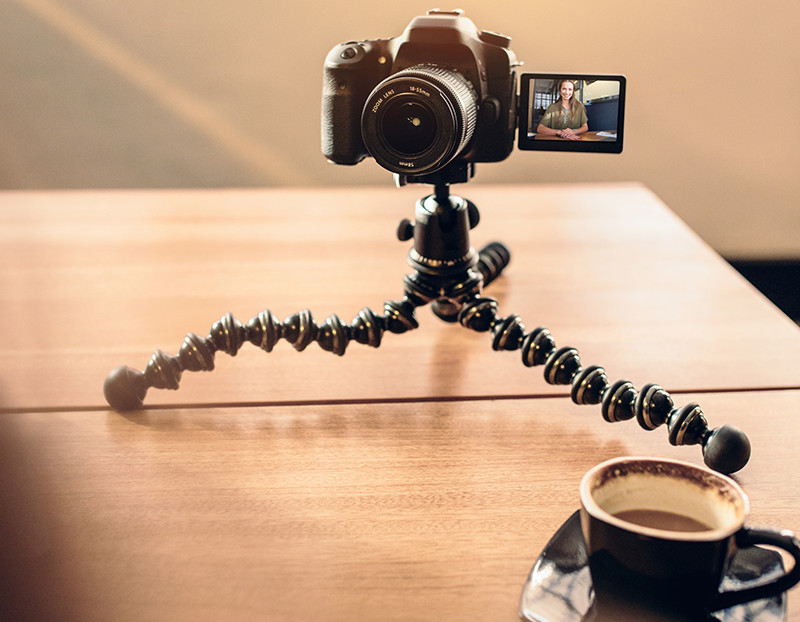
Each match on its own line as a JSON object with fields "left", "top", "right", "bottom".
{"left": 361, "top": 64, "right": 478, "bottom": 175}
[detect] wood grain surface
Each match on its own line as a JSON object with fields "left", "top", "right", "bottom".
{"left": 2, "top": 391, "right": 799, "bottom": 621}
{"left": 1, "top": 183, "right": 799, "bottom": 621}
{"left": 1, "top": 184, "right": 798, "bottom": 410}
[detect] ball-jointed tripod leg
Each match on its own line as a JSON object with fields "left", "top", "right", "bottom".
{"left": 103, "top": 178, "right": 751, "bottom": 474}
{"left": 102, "top": 180, "right": 506, "bottom": 413}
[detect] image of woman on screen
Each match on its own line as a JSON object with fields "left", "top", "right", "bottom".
{"left": 536, "top": 79, "right": 588, "bottom": 140}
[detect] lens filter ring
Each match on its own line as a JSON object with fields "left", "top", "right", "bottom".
{"left": 361, "top": 64, "right": 478, "bottom": 175}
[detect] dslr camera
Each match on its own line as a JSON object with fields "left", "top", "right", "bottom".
{"left": 321, "top": 10, "right": 625, "bottom": 183}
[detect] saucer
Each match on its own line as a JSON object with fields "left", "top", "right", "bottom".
{"left": 519, "top": 511, "right": 787, "bottom": 622}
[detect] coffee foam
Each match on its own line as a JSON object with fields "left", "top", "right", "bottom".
{"left": 581, "top": 457, "right": 748, "bottom": 540}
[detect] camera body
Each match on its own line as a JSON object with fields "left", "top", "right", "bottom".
{"left": 321, "top": 10, "right": 518, "bottom": 178}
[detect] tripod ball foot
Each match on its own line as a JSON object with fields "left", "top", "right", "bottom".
{"left": 104, "top": 366, "right": 148, "bottom": 411}
{"left": 702, "top": 424, "right": 751, "bottom": 475}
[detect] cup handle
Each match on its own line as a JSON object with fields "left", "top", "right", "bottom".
{"left": 711, "top": 527, "right": 800, "bottom": 611}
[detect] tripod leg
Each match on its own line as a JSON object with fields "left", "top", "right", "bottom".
{"left": 102, "top": 241, "right": 508, "bottom": 412}
{"left": 476, "top": 241, "right": 511, "bottom": 289}
{"left": 103, "top": 298, "right": 421, "bottom": 412}
{"left": 455, "top": 295, "right": 752, "bottom": 475}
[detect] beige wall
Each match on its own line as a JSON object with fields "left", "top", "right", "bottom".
{"left": 4, "top": 0, "right": 798, "bottom": 258}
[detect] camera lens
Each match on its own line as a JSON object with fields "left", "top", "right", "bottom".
{"left": 361, "top": 64, "right": 478, "bottom": 175}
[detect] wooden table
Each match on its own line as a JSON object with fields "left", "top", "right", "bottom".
{"left": 2, "top": 183, "right": 799, "bottom": 621}
{"left": 527, "top": 130, "right": 617, "bottom": 141}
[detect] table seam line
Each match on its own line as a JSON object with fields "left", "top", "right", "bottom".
{"left": 3, "top": 384, "right": 799, "bottom": 415}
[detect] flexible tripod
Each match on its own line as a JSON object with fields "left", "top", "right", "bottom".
{"left": 103, "top": 170, "right": 752, "bottom": 474}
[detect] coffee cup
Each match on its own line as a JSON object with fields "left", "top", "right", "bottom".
{"left": 579, "top": 456, "right": 800, "bottom": 616}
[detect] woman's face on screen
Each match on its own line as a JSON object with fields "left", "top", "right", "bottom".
{"left": 560, "top": 81, "right": 574, "bottom": 102}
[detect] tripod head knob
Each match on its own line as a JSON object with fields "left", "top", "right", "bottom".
{"left": 397, "top": 219, "right": 414, "bottom": 241}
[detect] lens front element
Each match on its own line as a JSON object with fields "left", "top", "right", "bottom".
{"left": 361, "top": 64, "right": 478, "bottom": 175}
{"left": 381, "top": 100, "right": 438, "bottom": 156}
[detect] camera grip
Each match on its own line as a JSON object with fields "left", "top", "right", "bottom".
{"left": 711, "top": 527, "right": 800, "bottom": 611}
{"left": 321, "top": 70, "right": 368, "bottom": 164}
